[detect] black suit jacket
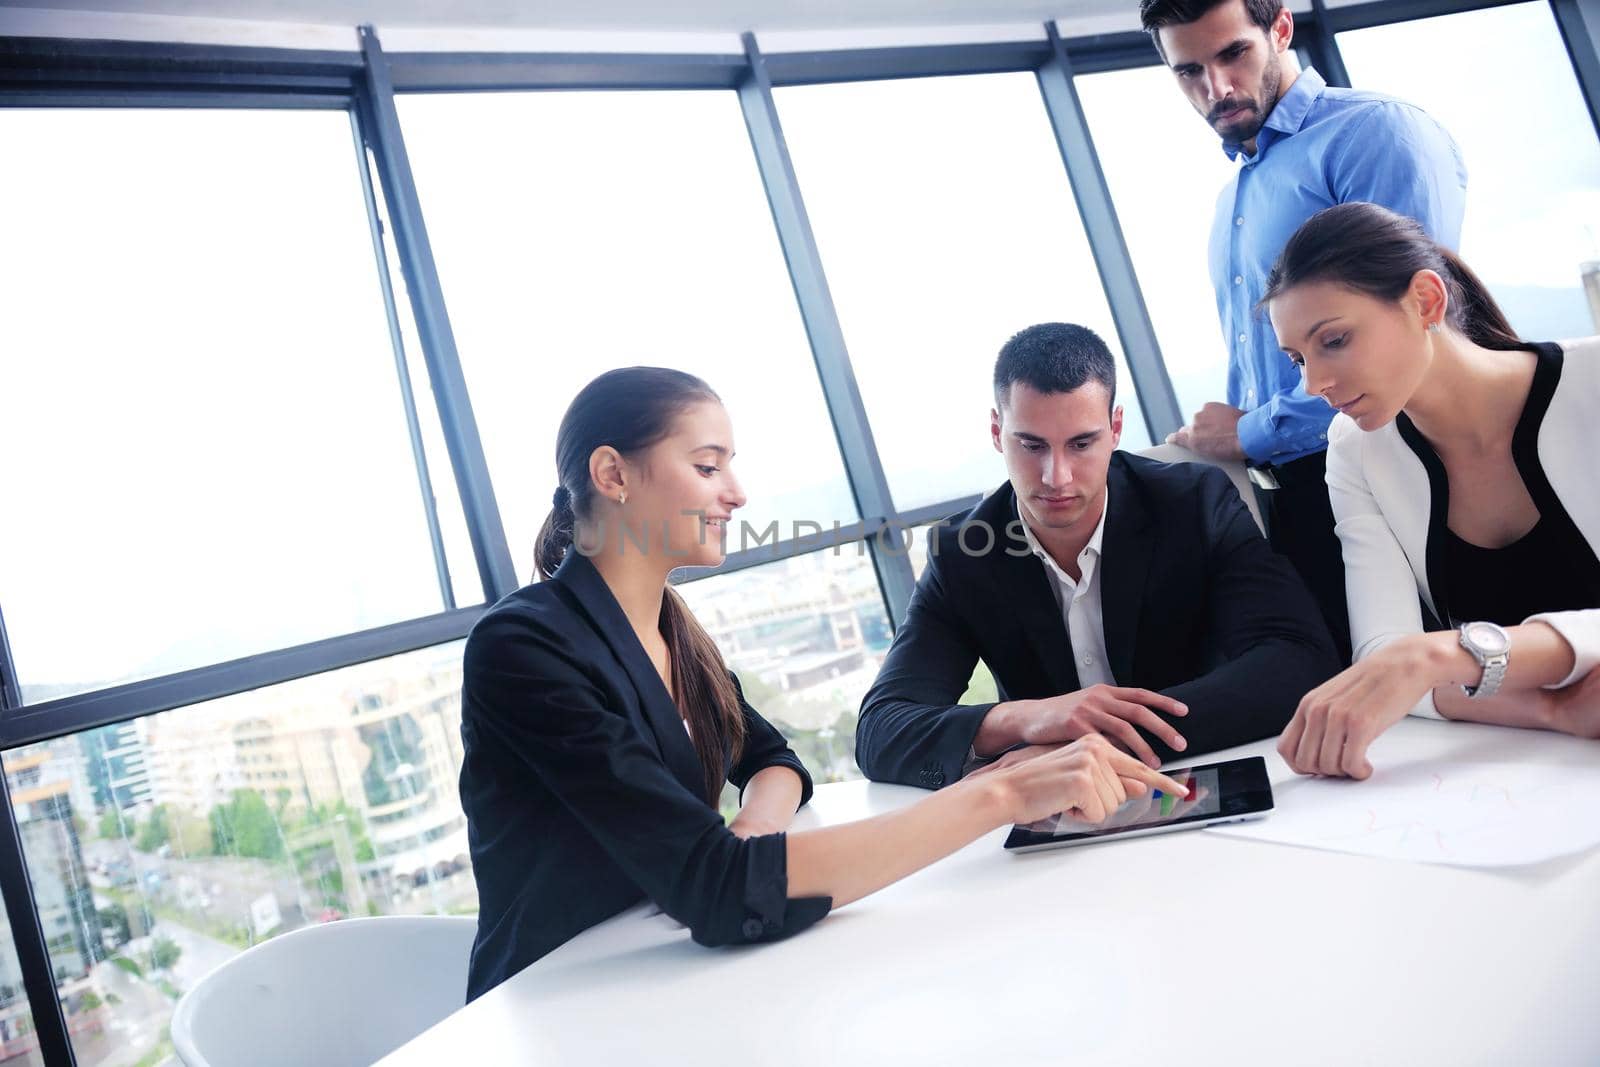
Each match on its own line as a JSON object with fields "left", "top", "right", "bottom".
{"left": 857, "top": 452, "right": 1338, "bottom": 789}
{"left": 459, "top": 553, "right": 830, "bottom": 1002}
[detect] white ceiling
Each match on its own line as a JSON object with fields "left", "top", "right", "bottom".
{"left": 0, "top": 0, "right": 1134, "bottom": 33}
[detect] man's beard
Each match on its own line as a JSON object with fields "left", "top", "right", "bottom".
{"left": 1210, "top": 54, "right": 1284, "bottom": 146}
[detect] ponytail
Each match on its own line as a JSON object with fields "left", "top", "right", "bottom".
{"left": 662, "top": 587, "right": 746, "bottom": 803}
{"left": 1437, "top": 247, "right": 1523, "bottom": 351}
{"left": 535, "top": 485, "right": 576, "bottom": 581}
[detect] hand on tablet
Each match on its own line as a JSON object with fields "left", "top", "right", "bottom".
{"left": 978, "top": 734, "right": 1190, "bottom": 826}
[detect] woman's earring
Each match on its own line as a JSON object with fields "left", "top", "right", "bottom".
{"left": 1428, "top": 320, "right": 1443, "bottom": 334}
{"left": 619, "top": 491, "right": 627, "bottom": 505}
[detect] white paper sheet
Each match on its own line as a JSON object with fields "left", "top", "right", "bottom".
{"left": 1208, "top": 757, "right": 1600, "bottom": 867}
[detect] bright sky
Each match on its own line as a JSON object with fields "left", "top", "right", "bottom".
{"left": 0, "top": 108, "right": 443, "bottom": 696}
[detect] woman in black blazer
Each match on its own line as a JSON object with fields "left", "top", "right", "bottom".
{"left": 1261, "top": 203, "right": 1600, "bottom": 781}
{"left": 460, "top": 366, "right": 1189, "bottom": 1000}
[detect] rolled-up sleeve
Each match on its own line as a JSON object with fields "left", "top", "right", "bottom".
{"left": 464, "top": 616, "right": 831, "bottom": 946}
{"left": 1525, "top": 609, "right": 1600, "bottom": 689}
{"left": 1236, "top": 382, "right": 1336, "bottom": 466}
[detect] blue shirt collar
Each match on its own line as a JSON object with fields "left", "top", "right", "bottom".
{"left": 1222, "top": 66, "right": 1326, "bottom": 162}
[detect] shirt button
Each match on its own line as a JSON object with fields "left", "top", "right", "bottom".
{"left": 1235, "top": 216, "right": 1245, "bottom": 226}
{"left": 1237, "top": 333, "right": 1247, "bottom": 344}
{"left": 741, "top": 918, "right": 764, "bottom": 941}
{"left": 1082, "top": 655, "right": 1094, "bottom": 667}
{"left": 1234, "top": 275, "right": 1243, "bottom": 286}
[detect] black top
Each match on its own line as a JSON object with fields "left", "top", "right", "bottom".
{"left": 1443, "top": 520, "right": 1600, "bottom": 627}
{"left": 1398, "top": 343, "right": 1600, "bottom": 628}
{"left": 855, "top": 452, "right": 1340, "bottom": 789}
{"left": 459, "top": 552, "right": 830, "bottom": 1002}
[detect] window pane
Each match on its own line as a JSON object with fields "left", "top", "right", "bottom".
{"left": 13, "top": 642, "right": 469, "bottom": 1066}
{"left": 676, "top": 547, "right": 894, "bottom": 784}
{"left": 397, "top": 91, "right": 858, "bottom": 584}
{"left": 1077, "top": 64, "right": 1243, "bottom": 421}
{"left": 1338, "top": 2, "right": 1600, "bottom": 339}
{"left": 774, "top": 73, "right": 1152, "bottom": 513}
{"left": 363, "top": 145, "right": 487, "bottom": 614}
{"left": 0, "top": 886, "right": 44, "bottom": 1067}
{"left": 0, "top": 110, "right": 454, "bottom": 704}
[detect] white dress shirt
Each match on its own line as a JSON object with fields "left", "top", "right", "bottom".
{"left": 963, "top": 491, "right": 1118, "bottom": 773}
{"left": 1017, "top": 490, "right": 1115, "bottom": 689}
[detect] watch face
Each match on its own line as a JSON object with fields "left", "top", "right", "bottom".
{"left": 1464, "top": 621, "right": 1511, "bottom": 656}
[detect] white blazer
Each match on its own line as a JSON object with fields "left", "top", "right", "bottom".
{"left": 1326, "top": 336, "right": 1600, "bottom": 718}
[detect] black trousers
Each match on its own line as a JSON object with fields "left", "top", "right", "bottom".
{"left": 1250, "top": 450, "right": 1353, "bottom": 665}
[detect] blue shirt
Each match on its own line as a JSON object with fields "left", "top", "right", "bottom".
{"left": 1209, "top": 68, "right": 1467, "bottom": 465}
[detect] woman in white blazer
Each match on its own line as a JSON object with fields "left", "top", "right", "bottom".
{"left": 1259, "top": 202, "right": 1600, "bottom": 779}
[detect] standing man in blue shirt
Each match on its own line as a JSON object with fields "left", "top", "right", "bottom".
{"left": 1141, "top": 0, "right": 1467, "bottom": 661}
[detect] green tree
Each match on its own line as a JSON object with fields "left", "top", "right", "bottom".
{"left": 150, "top": 937, "right": 182, "bottom": 972}
{"left": 170, "top": 809, "right": 214, "bottom": 858}
{"left": 98, "top": 809, "right": 123, "bottom": 841}
{"left": 734, "top": 672, "right": 784, "bottom": 715}
{"left": 135, "top": 806, "right": 171, "bottom": 853}
{"left": 301, "top": 801, "right": 376, "bottom": 863}
{"left": 210, "top": 790, "right": 284, "bottom": 860}
{"left": 99, "top": 902, "right": 131, "bottom": 948}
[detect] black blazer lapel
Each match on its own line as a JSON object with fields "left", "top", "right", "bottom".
{"left": 552, "top": 553, "right": 705, "bottom": 795}
{"left": 1098, "top": 455, "right": 1155, "bottom": 686}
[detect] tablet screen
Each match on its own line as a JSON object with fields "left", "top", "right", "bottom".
{"left": 1017, "top": 764, "right": 1221, "bottom": 837}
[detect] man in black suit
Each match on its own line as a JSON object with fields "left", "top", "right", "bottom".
{"left": 857, "top": 323, "right": 1337, "bottom": 790}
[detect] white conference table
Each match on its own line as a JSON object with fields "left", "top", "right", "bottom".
{"left": 381, "top": 719, "right": 1600, "bottom": 1066}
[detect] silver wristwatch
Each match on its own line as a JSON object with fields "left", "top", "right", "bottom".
{"left": 1457, "top": 620, "right": 1511, "bottom": 699}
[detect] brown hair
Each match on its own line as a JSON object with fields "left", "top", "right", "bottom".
{"left": 1261, "top": 202, "right": 1522, "bottom": 351}
{"left": 1140, "top": 0, "right": 1285, "bottom": 58}
{"left": 535, "top": 367, "right": 745, "bottom": 803}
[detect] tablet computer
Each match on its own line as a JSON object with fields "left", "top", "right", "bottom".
{"left": 1003, "top": 755, "right": 1272, "bottom": 853}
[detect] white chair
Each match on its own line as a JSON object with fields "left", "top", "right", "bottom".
{"left": 1136, "top": 442, "right": 1265, "bottom": 535}
{"left": 172, "top": 915, "right": 476, "bottom": 1067}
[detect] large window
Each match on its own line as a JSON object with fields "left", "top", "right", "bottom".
{"left": 397, "top": 91, "right": 858, "bottom": 583}
{"left": 0, "top": 907, "right": 42, "bottom": 1067}
{"left": 1338, "top": 2, "right": 1600, "bottom": 340}
{"left": 677, "top": 547, "right": 893, "bottom": 784}
{"left": 774, "top": 73, "right": 1152, "bottom": 513}
{"left": 1076, "top": 64, "right": 1242, "bottom": 421}
{"left": 0, "top": 109, "right": 460, "bottom": 704}
{"left": 12, "top": 642, "right": 468, "bottom": 1066}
